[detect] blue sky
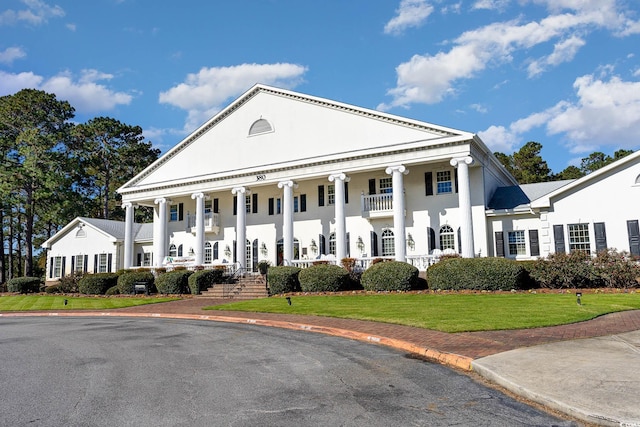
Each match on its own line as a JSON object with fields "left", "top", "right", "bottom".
{"left": 1, "top": 0, "right": 639, "bottom": 173}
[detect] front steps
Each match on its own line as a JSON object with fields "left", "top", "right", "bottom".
{"left": 198, "top": 274, "right": 269, "bottom": 299}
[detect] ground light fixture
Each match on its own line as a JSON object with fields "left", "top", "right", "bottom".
{"left": 576, "top": 292, "right": 582, "bottom": 305}
{"left": 286, "top": 296, "right": 292, "bottom": 305}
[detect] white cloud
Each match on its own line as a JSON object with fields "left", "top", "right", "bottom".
{"left": 0, "top": 46, "right": 26, "bottom": 64}
{"left": 0, "top": 69, "right": 132, "bottom": 113}
{"left": 380, "top": 1, "right": 631, "bottom": 110}
{"left": 472, "top": 0, "right": 510, "bottom": 11}
{"left": 0, "top": 0, "right": 64, "bottom": 26}
{"left": 159, "top": 63, "right": 308, "bottom": 131}
{"left": 480, "top": 72, "right": 640, "bottom": 154}
{"left": 477, "top": 125, "right": 519, "bottom": 153}
{"left": 470, "top": 103, "right": 488, "bottom": 113}
{"left": 384, "top": 0, "right": 434, "bottom": 35}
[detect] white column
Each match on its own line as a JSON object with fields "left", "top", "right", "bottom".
{"left": 278, "top": 180, "right": 296, "bottom": 264}
{"left": 191, "top": 192, "right": 206, "bottom": 265}
{"left": 450, "top": 156, "right": 475, "bottom": 258}
{"left": 153, "top": 198, "right": 169, "bottom": 267}
{"left": 122, "top": 202, "right": 135, "bottom": 269}
{"left": 329, "top": 173, "right": 349, "bottom": 262}
{"left": 385, "top": 165, "right": 408, "bottom": 262}
{"left": 232, "top": 187, "right": 247, "bottom": 270}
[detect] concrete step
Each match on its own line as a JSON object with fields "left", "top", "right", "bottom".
{"left": 197, "top": 275, "right": 268, "bottom": 299}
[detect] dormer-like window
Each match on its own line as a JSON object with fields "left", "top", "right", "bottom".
{"left": 75, "top": 228, "right": 86, "bottom": 238}
{"left": 248, "top": 118, "right": 273, "bottom": 136}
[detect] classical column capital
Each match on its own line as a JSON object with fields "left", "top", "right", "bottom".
{"left": 277, "top": 180, "right": 297, "bottom": 189}
{"left": 328, "top": 173, "right": 350, "bottom": 183}
{"left": 385, "top": 165, "right": 408, "bottom": 175}
{"left": 154, "top": 197, "right": 171, "bottom": 205}
{"left": 450, "top": 156, "right": 474, "bottom": 167}
{"left": 121, "top": 201, "right": 136, "bottom": 210}
{"left": 191, "top": 192, "right": 207, "bottom": 200}
{"left": 231, "top": 186, "right": 247, "bottom": 195}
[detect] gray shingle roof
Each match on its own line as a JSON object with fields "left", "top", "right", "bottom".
{"left": 80, "top": 217, "right": 153, "bottom": 242}
{"left": 488, "top": 180, "right": 574, "bottom": 210}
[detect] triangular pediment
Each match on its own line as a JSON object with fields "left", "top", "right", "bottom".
{"left": 119, "top": 85, "right": 473, "bottom": 194}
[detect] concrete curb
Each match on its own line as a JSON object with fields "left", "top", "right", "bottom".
{"left": 0, "top": 311, "right": 474, "bottom": 371}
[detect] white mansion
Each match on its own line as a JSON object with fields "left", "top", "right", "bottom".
{"left": 42, "top": 85, "right": 640, "bottom": 283}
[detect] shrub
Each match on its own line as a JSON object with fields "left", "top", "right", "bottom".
{"left": 78, "top": 273, "right": 119, "bottom": 295}
{"left": 56, "top": 273, "right": 83, "bottom": 293}
{"left": 7, "top": 277, "right": 42, "bottom": 293}
{"left": 267, "top": 266, "right": 301, "bottom": 295}
{"left": 117, "top": 271, "right": 156, "bottom": 294}
{"left": 528, "top": 251, "right": 596, "bottom": 289}
{"left": 426, "top": 258, "right": 526, "bottom": 291}
{"left": 105, "top": 285, "right": 120, "bottom": 295}
{"left": 299, "top": 264, "right": 349, "bottom": 292}
{"left": 155, "top": 270, "right": 193, "bottom": 294}
{"left": 44, "top": 284, "right": 63, "bottom": 294}
{"left": 257, "top": 260, "right": 271, "bottom": 275}
{"left": 362, "top": 261, "right": 418, "bottom": 291}
{"left": 188, "top": 269, "right": 224, "bottom": 295}
{"left": 592, "top": 249, "right": 640, "bottom": 288}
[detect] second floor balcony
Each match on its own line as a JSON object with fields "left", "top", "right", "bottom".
{"left": 186, "top": 212, "right": 220, "bottom": 234}
{"left": 361, "top": 193, "right": 393, "bottom": 219}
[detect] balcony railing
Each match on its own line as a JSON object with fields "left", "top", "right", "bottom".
{"left": 290, "top": 255, "right": 439, "bottom": 271}
{"left": 361, "top": 193, "right": 393, "bottom": 218}
{"left": 186, "top": 212, "right": 220, "bottom": 234}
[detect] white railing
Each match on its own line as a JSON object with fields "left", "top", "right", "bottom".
{"left": 186, "top": 212, "right": 220, "bottom": 231}
{"left": 406, "top": 255, "right": 440, "bottom": 270}
{"left": 289, "top": 255, "right": 438, "bottom": 271}
{"left": 361, "top": 193, "right": 393, "bottom": 214}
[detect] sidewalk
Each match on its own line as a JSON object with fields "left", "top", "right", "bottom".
{"left": 3, "top": 298, "right": 640, "bottom": 426}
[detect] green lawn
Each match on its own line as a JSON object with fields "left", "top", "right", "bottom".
{"left": 0, "top": 295, "right": 178, "bottom": 311}
{"left": 206, "top": 292, "right": 640, "bottom": 333}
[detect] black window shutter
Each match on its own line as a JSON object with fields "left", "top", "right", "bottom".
{"left": 319, "top": 234, "right": 326, "bottom": 255}
{"left": 137, "top": 253, "right": 142, "bottom": 267}
{"left": 425, "top": 172, "right": 433, "bottom": 196}
{"left": 427, "top": 227, "right": 436, "bottom": 252}
{"left": 252, "top": 193, "right": 258, "bottom": 214}
{"left": 454, "top": 169, "right": 459, "bottom": 193}
{"left": 62, "top": 256, "right": 66, "bottom": 277}
{"left": 370, "top": 231, "right": 379, "bottom": 257}
{"left": 529, "top": 230, "right": 540, "bottom": 257}
{"left": 457, "top": 228, "right": 462, "bottom": 254}
{"left": 300, "top": 194, "right": 307, "bottom": 212}
{"left": 252, "top": 239, "right": 258, "bottom": 271}
{"left": 318, "top": 185, "right": 325, "bottom": 207}
{"left": 594, "top": 222, "right": 607, "bottom": 253}
{"left": 84, "top": 255, "right": 88, "bottom": 272}
{"left": 627, "top": 220, "right": 640, "bottom": 256}
{"left": 268, "top": 198, "right": 274, "bottom": 215}
{"left": 233, "top": 196, "right": 237, "bottom": 215}
{"left": 213, "top": 198, "right": 219, "bottom": 213}
{"left": 346, "top": 232, "right": 350, "bottom": 257}
{"left": 94, "top": 254, "right": 98, "bottom": 273}
{"left": 553, "top": 225, "right": 566, "bottom": 253}
{"left": 495, "top": 232, "right": 505, "bottom": 257}
{"left": 178, "top": 203, "right": 184, "bottom": 221}
{"left": 213, "top": 242, "right": 219, "bottom": 260}
{"left": 71, "top": 256, "right": 75, "bottom": 274}
{"left": 368, "top": 179, "right": 376, "bottom": 195}
{"left": 233, "top": 241, "right": 237, "bottom": 263}
{"left": 107, "top": 253, "right": 112, "bottom": 272}
{"left": 345, "top": 182, "right": 349, "bottom": 204}
{"left": 49, "top": 257, "right": 54, "bottom": 278}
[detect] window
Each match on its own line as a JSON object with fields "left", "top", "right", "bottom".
{"left": 329, "top": 232, "right": 336, "bottom": 256}
{"left": 98, "top": 253, "right": 108, "bottom": 273}
{"left": 439, "top": 225, "right": 455, "bottom": 250}
{"left": 436, "top": 170, "right": 452, "bottom": 194}
{"left": 293, "top": 194, "right": 306, "bottom": 213}
{"left": 328, "top": 184, "right": 335, "bottom": 205}
{"left": 204, "top": 242, "right": 212, "bottom": 264}
{"left": 74, "top": 255, "right": 84, "bottom": 274}
{"left": 169, "top": 244, "right": 177, "bottom": 257}
{"left": 568, "top": 224, "right": 591, "bottom": 254}
{"left": 379, "top": 177, "right": 392, "bottom": 194}
{"left": 53, "top": 256, "right": 63, "bottom": 278}
{"left": 204, "top": 200, "right": 212, "bottom": 215}
{"left": 248, "top": 118, "right": 273, "bottom": 136}
{"left": 245, "top": 195, "right": 251, "bottom": 213}
{"left": 508, "top": 231, "right": 527, "bottom": 256}
{"left": 143, "top": 253, "right": 152, "bottom": 267}
{"left": 382, "top": 229, "right": 395, "bottom": 256}
{"left": 75, "top": 228, "right": 86, "bottom": 238}
{"left": 170, "top": 204, "right": 178, "bottom": 221}
{"left": 276, "top": 198, "right": 282, "bottom": 214}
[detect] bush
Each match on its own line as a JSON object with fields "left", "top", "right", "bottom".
{"left": 361, "top": 261, "right": 418, "bottom": 291}
{"left": 105, "top": 285, "right": 120, "bottom": 295}
{"left": 117, "top": 271, "right": 156, "bottom": 294}
{"left": 188, "top": 269, "right": 224, "bottom": 295}
{"left": 593, "top": 250, "right": 640, "bottom": 288}
{"left": 299, "top": 264, "right": 349, "bottom": 292}
{"left": 44, "top": 284, "right": 63, "bottom": 294}
{"left": 56, "top": 273, "right": 83, "bottom": 293}
{"left": 267, "top": 266, "right": 301, "bottom": 295}
{"left": 528, "top": 251, "right": 595, "bottom": 289}
{"left": 426, "top": 258, "right": 526, "bottom": 291}
{"left": 78, "top": 273, "right": 119, "bottom": 295}
{"left": 155, "top": 270, "right": 193, "bottom": 294}
{"left": 7, "top": 277, "right": 42, "bottom": 294}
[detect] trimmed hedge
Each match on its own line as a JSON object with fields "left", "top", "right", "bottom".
{"left": 7, "top": 277, "right": 41, "bottom": 293}
{"left": 267, "top": 266, "right": 301, "bottom": 295}
{"left": 155, "top": 270, "right": 193, "bottom": 294}
{"left": 117, "top": 271, "right": 156, "bottom": 294}
{"left": 78, "top": 273, "right": 119, "bottom": 295}
{"left": 361, "top": 261, "right": 418, "bottom": 291}
{"left": 426, "top": 257, "right": 526, "bottom": 291}
{"left": 299, "top": 264, "right": 349, "bottom": 292}
{"left": 188, "top": 269, "right": 225, "bottom": 295}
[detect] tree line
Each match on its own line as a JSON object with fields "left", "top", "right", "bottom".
{"left": 0, "top": 89, "right": 160, "bottom": 281}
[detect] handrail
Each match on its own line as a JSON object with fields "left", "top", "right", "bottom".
{"left": 223, "top": 263, "right": 246, "bottom": 298}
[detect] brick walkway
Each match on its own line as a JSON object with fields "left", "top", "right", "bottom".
{"left": 111, "top": 298, "right": 640, "bottom": 360}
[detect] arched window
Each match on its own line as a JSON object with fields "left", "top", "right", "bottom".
{"left": 329, "top": 232, "right": 336, "bottom": 256}
{"left": 381, "top": 229, "right": 395, "bottom": 257}
{"left": 75, "top": 228, "right": 86, "bottom": 238}
{"left": 439, "top": 225, "right": 455, "bottom": 251}
{"left": 635, "top": 174, "right": 640, "bottom": 185}
{"left": 248, "top": 118, "right": 273, "bottom": 136}
{"left": 168, "top": 244, "right": 177, "bottom": 257}
{"left": 178, "top": 244, "right": 183, "bottom": 257}
{"left": 204, "top": 242, "right": 212, "bottom": 264}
